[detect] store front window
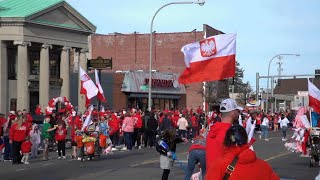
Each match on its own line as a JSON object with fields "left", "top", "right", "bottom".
{"left": 128, "top": 97, "right": 177, "bottom": 111}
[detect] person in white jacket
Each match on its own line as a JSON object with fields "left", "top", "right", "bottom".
{"left": 278, "top": 114, "right": 290, "bottom": 141}
{"left": 29, "top": 124, "right": 41, "bottom": 158}
{"left": 177, "top": 114, "right": 188, "bottom": 139}
{"left": 260, "top": 114, "right": 270, "bottom": 141}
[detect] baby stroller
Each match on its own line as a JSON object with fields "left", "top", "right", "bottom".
{"left": 309, "top": 128, "right": 320, "bottom": 167}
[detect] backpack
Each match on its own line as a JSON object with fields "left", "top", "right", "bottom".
{"left": 156, "top": 139, "right": 169, "bottom": 155}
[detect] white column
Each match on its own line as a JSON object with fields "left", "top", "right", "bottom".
{"left": 78, "top": 48, "right": 88, "bottom": 113}
{"left": 13, "top": 41, "right": 31, "bottom": 112}
{"left": 60, "top": 46, "right": 71, "bottom": 99}
{"left": 0, "top": 41, "right": 8, "bottom": 113}
{"left": 39, "top": 43, "right": 52, "bottom": 112}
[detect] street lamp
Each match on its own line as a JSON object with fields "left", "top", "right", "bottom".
{"left": 265, "top": 53, "right": 300, "bottom": 112}
{"left": 148, "top": 0, "right": 205, "bottom": 111}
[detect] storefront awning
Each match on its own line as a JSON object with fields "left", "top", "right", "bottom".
{"left": 129, "top": 93, "right": 181, "bottom": 99}
{"left": 121, "top": 71, "right": 186, "bottom": 94}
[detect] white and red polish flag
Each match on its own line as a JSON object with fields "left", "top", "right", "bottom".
{"left": 95, "top": 69, "right": 107, "bottom": 102}
{"left": 178, "top": 33, "right": 236, "bottom": 84}
{"left": 79, "top": 67, "right": 98, "bottom": 107}
{"left": 308, "top": 79, "right": 320, "bottom": 113}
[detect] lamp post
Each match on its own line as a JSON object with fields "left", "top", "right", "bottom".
{"left": 148, "top": 0, "right": 205, "bottom": 111}
{"left": 266, "top": 53, "right": 300, "bottom": 112}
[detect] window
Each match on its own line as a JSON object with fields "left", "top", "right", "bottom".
{"left": 29, "top": 50, "right": 40, "bottom": 75}
{"left": 49, "top": 53, "right": 60, "bottom": 78}
{"left": 7, "top": 48, "right": 17, "bottom": 80}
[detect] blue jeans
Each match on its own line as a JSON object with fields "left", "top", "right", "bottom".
{"left": 184, "top": 149, "right": 206, "bottom": 180}
{"left": 261, "top": 125, "right": 269, "bottom": 139}
{"left": 3, "top": 136, "right": 11, "bottom": 160}
{"left": 124, "top": 132, "right": 133, "bottom": 150}
{"left": 282, "top": 126, "right": 288, "bottom": 138}
{"left": 179, "top": 130, "right": 187, "bottom": 139}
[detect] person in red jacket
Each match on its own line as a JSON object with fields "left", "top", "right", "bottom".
{"left": 9, "top": 115, "right": 30, "bottom": 164}
{"left": 206, "top": 125, "right": 279, "bottom": 180}
{"left": 191, "top": 113, "right": 199, "bottom": 139}
{"left": 109, "top": 113, "right": 120, "bottom": 148}
{"left": 21, "top": 138, "right": 32, "bottom": 164}
{"left": 55, "top": 123, "right": 67, "bottom": 159}
{"left": 132, "top": 109, "right": 142, "bottom": 149}
{"left": 206, "top": 98, "right": 243, "bottom": 172}
{"left": 35, "top": 105, "right": 42, "bottom": 115}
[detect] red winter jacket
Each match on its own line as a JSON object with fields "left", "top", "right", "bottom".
{"left": 26, "top": 113, "right": 33, "bottom": 123}
{"left": 206, "top": 146, "right": 279, "bottom": 180}
{"left": 206, "top": 122, "right": 232, "bottom": 171}
{"left": 21, "top": 140, "right": 32, "bottom": 153}
{"left": 35, "top": 107, "right": 42, "bottom": 115}
{"left": 0, "top": 117, "right": 6, "bottom": 136}
{"left": 191, "top": 116, "right": 198, "bottom": 127}
{"left": 55, "top": 128, "right": 67, "bottom": 141}
{"left": 109, "top": 115, "right": 120, "bottom": 135}
{"left": 133, "top": 114, "right": 142, "bottom": 129}
{"left": 9, "top": 123, "right": 30, "bottom": 142}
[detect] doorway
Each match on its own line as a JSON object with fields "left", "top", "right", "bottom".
{"left": 30, "top": 91, "right": 39, "bottom": 114}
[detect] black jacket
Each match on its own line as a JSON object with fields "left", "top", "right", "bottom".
{"left": 160, "top": 117, "right": 173, "bottom": 131}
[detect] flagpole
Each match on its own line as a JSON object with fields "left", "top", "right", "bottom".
{"left": 148, "top": 0, "right": 205, "bottom": 111}
{"left": 98, "top": 69, "right": 102, "bottom": 111}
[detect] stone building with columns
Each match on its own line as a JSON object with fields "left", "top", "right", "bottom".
{"left": 0, "top": 0, "right": 95, "bottom": 114}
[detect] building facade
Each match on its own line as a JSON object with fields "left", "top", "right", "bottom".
{"left": 91, "top": 24, "right": 226, "bottom": 111}
{"left": 0, "top": 0, "right": 96, "bottom": 114}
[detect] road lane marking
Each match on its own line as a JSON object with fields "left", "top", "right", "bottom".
{"left": 265, "top": 151, "right": 292, "bottom": 162}
{"left": 15, "top": 169, "right": 25, "bottom": 171}
{"left": 42, "top": 163, "right": 54, "bottom": 166}
{"left": 130, "top": 152, "right": 188, "bottom": 167}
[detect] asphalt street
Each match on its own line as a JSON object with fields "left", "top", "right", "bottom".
{"left": 0, "top": 130, "right": 319, "bottom": 180}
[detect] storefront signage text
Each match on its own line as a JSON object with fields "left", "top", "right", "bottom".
{"left": 145, "top": 78, "right": 173, "bottom": 88}
{"left": 87, "top": 56, "right": 112, "bottom": 69}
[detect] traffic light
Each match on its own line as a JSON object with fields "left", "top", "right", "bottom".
{"left": 277, "top": 79, "right": 281, "bottom": 86}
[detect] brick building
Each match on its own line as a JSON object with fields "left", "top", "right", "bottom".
{"left": 90, "top": 24, "right": 226, "bottom": 111}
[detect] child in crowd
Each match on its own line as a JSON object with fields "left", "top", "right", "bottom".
{"left": 21, "top": 138, "right": 32, "bottom": 164}
{"left": 55, "top": 123, "right": 67, "bottom": 160}
{"left": 42, "top": 116, "right": 57, "bottom": 161}
{"left": 156, "top": 128, "right": 187, "bottom": 180}
{"left": 29, "top": 124, "right": 41, "bottom": 158}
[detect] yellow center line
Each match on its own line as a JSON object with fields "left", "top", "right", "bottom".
{"left": 130, "top": 152, "right": 189, "bottom": 167}
{"left": 264, "top": 151, "right": 292, "bottom": 162}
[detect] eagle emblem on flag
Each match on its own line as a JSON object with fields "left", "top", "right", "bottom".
{"left": 200, "top": 37, "right": 217, "bottom": 57}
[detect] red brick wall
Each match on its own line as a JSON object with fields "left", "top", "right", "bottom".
{"left": 91, "top": 28, "right": 222, "bottom": 109}
{"left": 112, "top": 73, "right": 126, "bottom": 111}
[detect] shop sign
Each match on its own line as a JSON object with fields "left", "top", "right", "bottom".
{"left": 49, "top": 78, "right": 63, "bottom": 86}
{"left": 87, "top": 56, "right": 112, "bottom": 69}
{"left": 144, "top": 78, "right": 177, "bottom": 88}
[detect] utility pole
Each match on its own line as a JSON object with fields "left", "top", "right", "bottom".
{"left": 277, "top": 56, "right": 283, "bottom": 79}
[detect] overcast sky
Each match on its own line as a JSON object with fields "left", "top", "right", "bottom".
{"left": 67, "top": 0, "right": 320, "bottom": 90}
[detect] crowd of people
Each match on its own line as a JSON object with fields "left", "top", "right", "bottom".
{"left": 0, "top": 99, "right": 296, "bottom": 179}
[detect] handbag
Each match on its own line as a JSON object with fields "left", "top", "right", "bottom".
{"left": 223, "top": 155, "right": 239, "bottom": 180}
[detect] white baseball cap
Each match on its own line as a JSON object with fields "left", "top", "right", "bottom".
{"left": 220, "top": 98, "right": 243, "bottom": 112}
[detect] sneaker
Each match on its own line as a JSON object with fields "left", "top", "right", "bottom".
{"left": 58, "top": 156, "right": 61, "bottom": 160}
{"left": 138, "top": 146, "right": 141, "bottom": 149}
{"left": 265, "top": 139, "right": 269, "bottom": 141}
{"left": 63, "top": 156, "right": 66, "bottom": 160}
{"left": 77, "top": 157, "right": 82, "bottom": 161}
{"left": 121, "top": 147, "right": 127, "bottom": 151}
{"left": 111, "top": 148, "right": 117, "bottom": 151}
{"left": 24, "top": 162, "right": 30, "bottom": 164}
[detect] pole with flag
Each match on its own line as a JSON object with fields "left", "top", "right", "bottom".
{"left": 95, "top": 69, "right": 107, "bottom": 110}
{"left": 79, "top": 67, "right": 98, "bottom": 108}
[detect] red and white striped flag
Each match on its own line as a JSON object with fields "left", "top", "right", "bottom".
{"left": 79, "top": 67, "right": 98, "bottom": 107}
{"left": 308, "top": 79, "right": 320, "bottom": 114}
{"left": 179, "top": 33, "right": 236, "bottom": 84}
{"left": 95, "top": 69, "right": 107, "bottom": 102}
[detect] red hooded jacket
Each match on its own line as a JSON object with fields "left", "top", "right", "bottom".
{"left": 9, "top": 122, "right": 30, "bottom": 142}
{"left": 206, "top": 122, "right": 232, "bottom": 171}
{"left": 206, "top": 146, "right": 279, "bottom": 180}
